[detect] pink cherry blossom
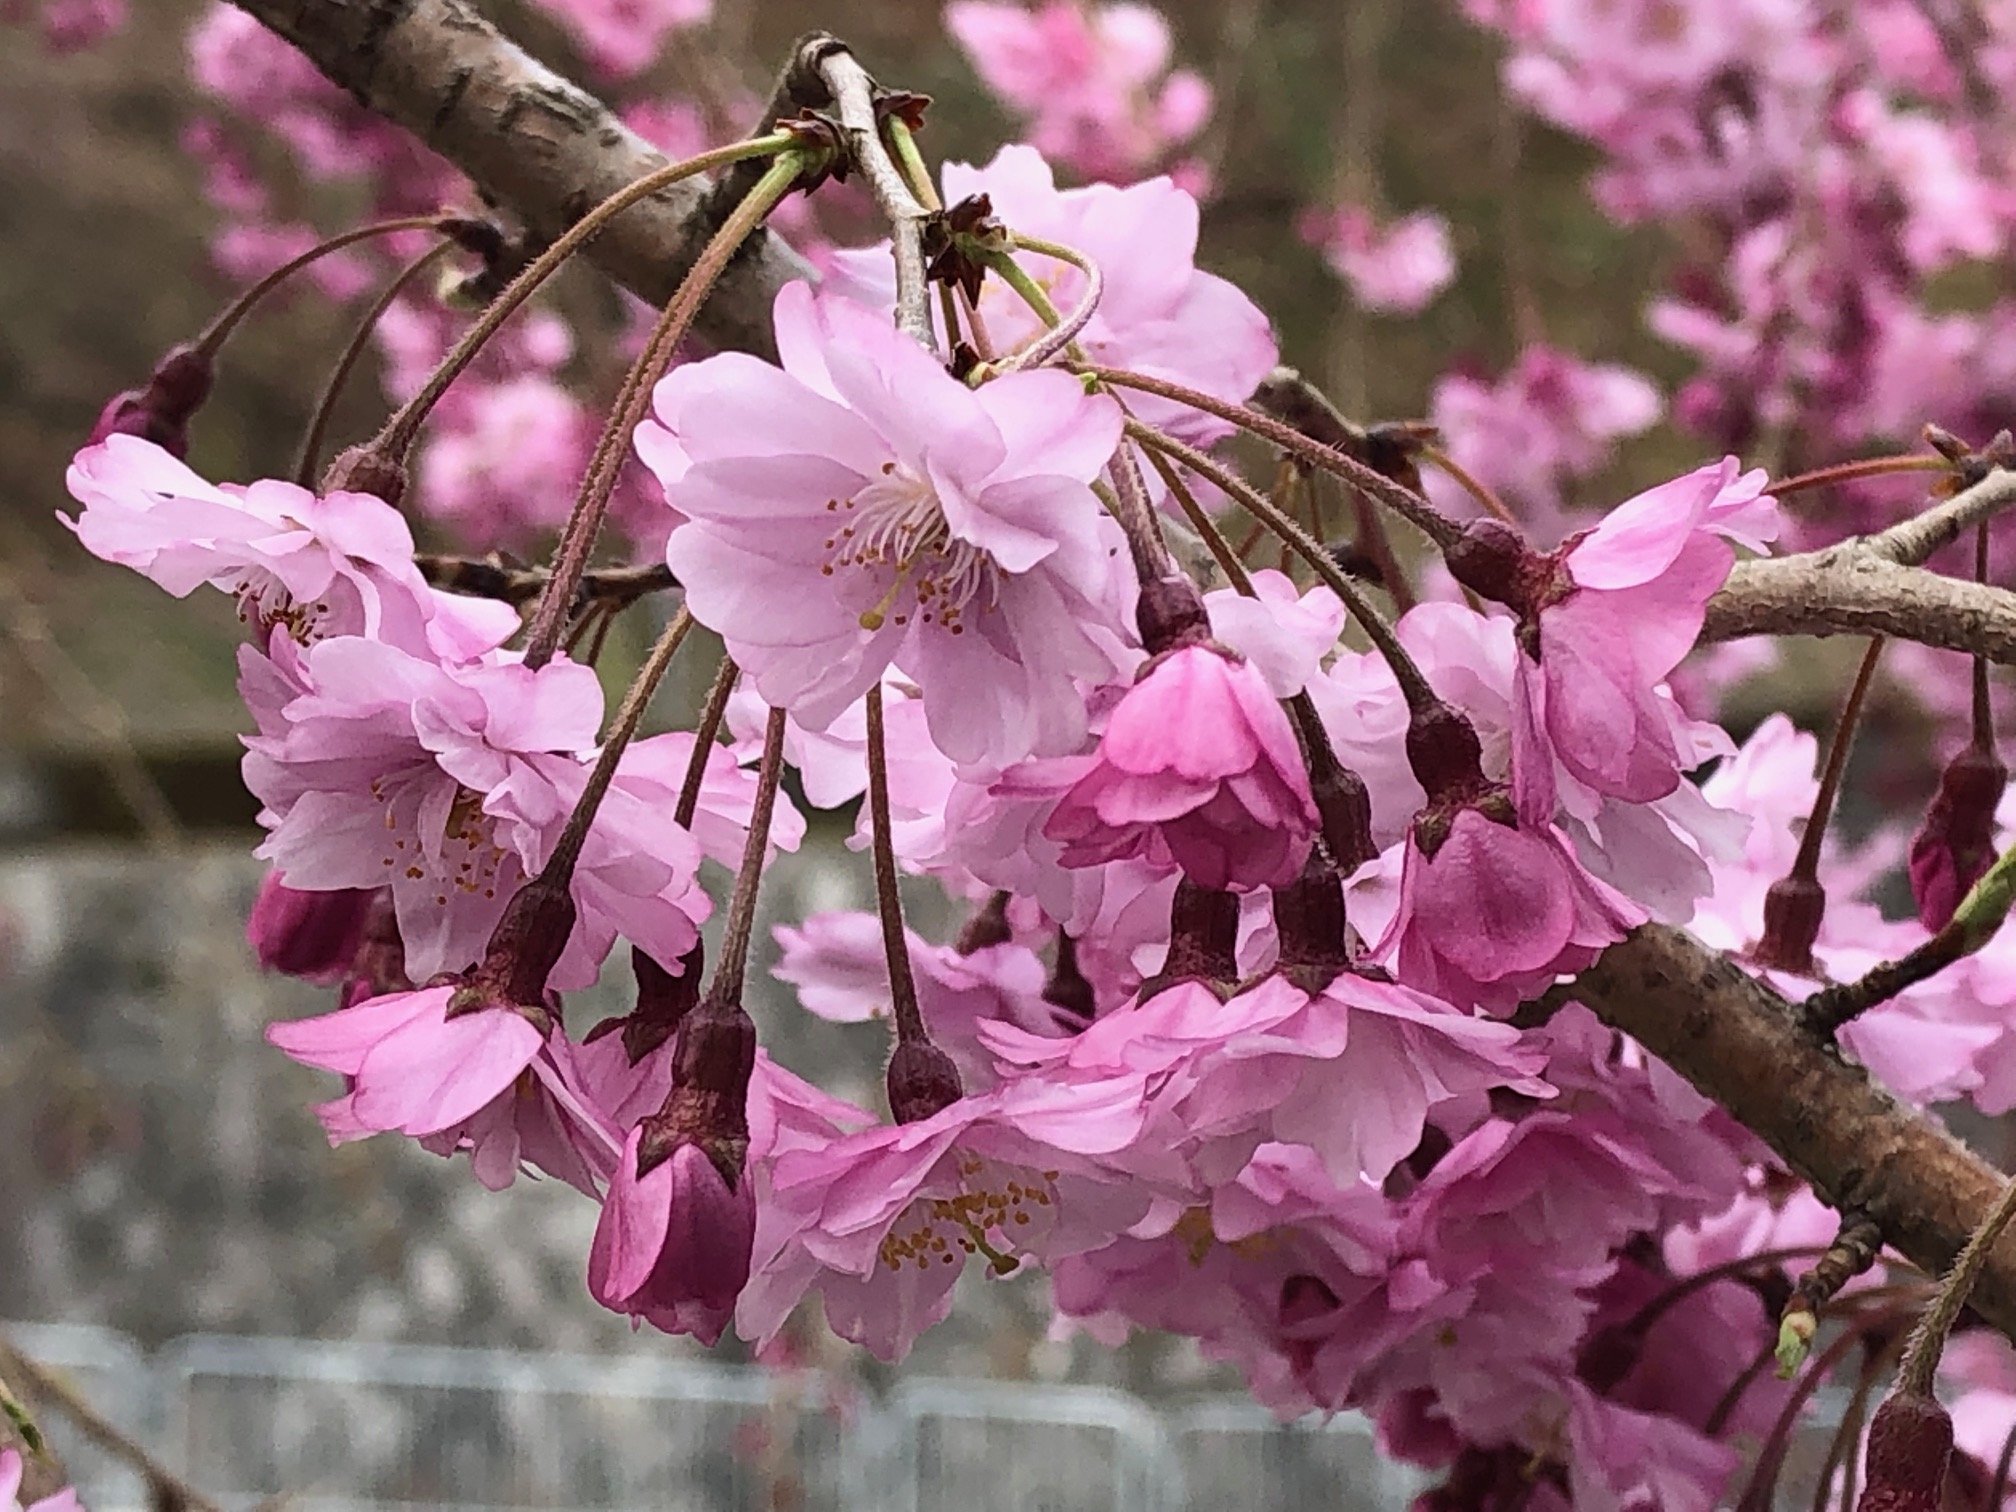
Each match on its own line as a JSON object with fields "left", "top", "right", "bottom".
{"left": 944, "top": 2, "right": 1210, "bottom": 179}
{"left": 266, "top": 982, "right": 610, "bottom": 1194}
{"left": 1042, "top": 642, "right": 1319, "bottom": 891}
{"left": 63, "top": 436, "right": 516, "bottom": 660}
{"left": 244, "top": 636, "right": 705, "bottom": 986}
{"left": 823, "top": 145, "right": 1276, "bottom": 447}
{"left": 1303, "top": 205, "right": 1457, "bottom": 315}
{"left": 590, "top": 1132, "right": 754, "bottom": 1346}
{"left": 738, "top": 1077, "right": 1157, "bottom": 1361}
{"left": 246, "top": 870, "right": 372, "bottom": 982}
{"left": 655, "top": 283, "right": 1130, "bottom": 766}
{"left": 773, "top": 910, "right": 1069, "bottom": 1088}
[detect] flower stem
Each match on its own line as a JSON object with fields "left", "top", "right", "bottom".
{"left": 1793, "top": 637, "right": 1885, "bottom": 884}
{"left": 195, "top": 214, "right": 449, "bottom": 358}
{"left": 376, "top": 133, "right": 799, "bottom": 461}
{"left": 522, "top": 151, "right": 814, "bottom": 670}
{"left": 1130, "top": 420, "right": 1441, "bottom": 713}
{"left": 1418, "top": 442, "right": 1517, "bottom": 525}
{"left": 1765, "top": 453, "right": 1947, "bottom": 498}
{"left": 712, "top": 704, "right": 789, "bottom": 1006}
{"left": 674, "top": 653, "right": 742, "bottom": 831}
{"left": 1141, "top": 444, "right": 1254, "bottom": 591}
{"left": 542, "top": 607, "right": 695, "bottom": 885}
{"left": 294, "top": 239, "right": 453, "bottom": 487}
{"left": 866, "top": 684, "right": 927, "bottom": 1044}
{"left": 1898, "top": 1170, "right": 2016, "bottom": 1397}
{"left": 1073, "top": 363, "right": 1464, "bottom": 549}
{"left": 987, "top": 235, "right": 1099, "bottom": 372}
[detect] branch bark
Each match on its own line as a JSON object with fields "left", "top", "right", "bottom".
{"left": 1577, "top": 926, "right": 2016, "bottom": 1336}
{"left": 227, "top": 0, "right": 813, "bottom": 359}
{"left": 1703, "top": 467, "right": 2016, "bottom": 660}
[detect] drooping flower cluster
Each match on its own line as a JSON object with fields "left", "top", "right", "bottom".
{"left": 66, "top": 3, "right": 2016, "bottom": 1507}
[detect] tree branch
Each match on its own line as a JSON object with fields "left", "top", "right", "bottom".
{"left": 1575, "top": 925, "right": 2016, "bottom": 1337}
{"left": 1702, "top": 468, "right": 2016, "bottom": 660}
{"left": 226, "top": 0, "right": 813, "bottom": 360}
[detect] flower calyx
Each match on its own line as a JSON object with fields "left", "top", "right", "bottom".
{"left": 320, "top": 441, "right": 409, "bottom": 509}
{"left": 923, "top": 192, "right": 1009, "bottom": 305}
{"left": 1137, "top": 878, "right": 1240, "bottom": 1005}
{"left": 89, "top": 343, "right": 215, "bottom": 459}
{"left": 643, "top": 985, "right": 757, "bottom": 1189}
{"left": 887, "top": 1036, "right": 965, "bottom": 1124}
{"left": 444, "top": 875, "right": 576, "bottom": 1034}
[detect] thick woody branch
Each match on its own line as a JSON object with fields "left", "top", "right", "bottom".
{"left": 1702, "top": 468, "right": 2016, "bottom": 660}
{"left": 1576, "top": 925, "right": 2016, "bottom": 1338}
{"left": 226, "top": 0, "right": 812, "bottom": 359}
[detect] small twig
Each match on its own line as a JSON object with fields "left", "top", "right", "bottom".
{"left": 815, "top": 45, "right": 933, "bottom": 349}
{"left": 1865, "top": 466, "right": 2016, "bottom": 567}
{"left": 1778, "top": 1211, "right": 1884, "bottom": 1373}
{"left": 415, "top": 554, "right": 678, "bottom": 609}
{"left": 0, "top": 1338, "right": 230, "bottom": 1512}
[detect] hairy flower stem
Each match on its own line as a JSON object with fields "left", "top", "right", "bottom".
{"left": 674, "top": 654, "right": 742, "bottom": 832}
{"left": 1418, "top": 443, "right": 1518, "bottom": 525}
{"left": 1131, "top": 421, "right": 1441, "bottom": 714}
{"left": 375, "top": 133, "right": 798, "bottom": 461}
{"left": 541, "top": 607, "right": 695, "bottom": 884}
{"left": 1099, "top": 445, "right": 1171, "bottom": 583}
{"left": 523, "top": 151, "right": 815, "bottom": 669}
{"left": 1898, "top": 1171, "right": 2016, "bottom": 1397}
{"left": 1765, "top": 453, "right": 1949, "bottom": 499}
{"left": 1143, "top": 445, "right": 1254, "bottom": 591}
{"left": 865, "top": 685, "right": 927, "bottom": 1045}
{"left": 294, "top": 239, "right": 454, "bottom": 487}
{"left": 194, "top": 214, "right": 451, "bottom": 359}
{"left": 710, "top": 705, "right": 789, "bottom": 1007}
{"left": 1075, "top": 364, "right": 1463, "bottom": 550}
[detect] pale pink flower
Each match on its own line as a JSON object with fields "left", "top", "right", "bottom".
{"left": 773, "top": 910, "right": 1069, "bottom": 1088}
{"left": 1203, "top": 570, "right": 1345, "bottom": 699}
{"left": 416, "top": 376, "right": 595, "bottom": 546}
{"left": 737, "top": 1077, "right": 1156, "bottom": 1360}
{"left": 944, "top": 1, "right": 1210, "bottom": 178}
{"left": 6, "top": 0, "right": 123, "bottom": 50}
{"left": 1041, "top": 642, "right": 1319, "bottom": 891}
{"left": 823, "top": 145, "right": 1276, "bottom": 447}
{"left": 654, "top": 284, "right": 1130, "bottom": 766}
{"left": 244, "top": 637, "right": 706, "bottom": 986}
{"left": 63, "top": 436, "right": 516, "bottom": 661}
{"left": 1304, "top": 206, "right": 1457, "bottom": 315}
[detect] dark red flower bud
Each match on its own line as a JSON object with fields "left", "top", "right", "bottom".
{"left": 246, "top": 872, "right": 372, "bottom": 984}
{"left": 1405, "top": 700, "right": 1488, "bottom": 804}
{"left": 88, "top": 343, "right": 215, "bottom": 458}
{"left": 1854, "top": 1390, "right": 1952, "bottom": 1512}
{"left": 1909, "top": 742, "right": 2007, "bottom": 931}
{"left": 1133, "top": 574, "right": 1212, "bottom": 657}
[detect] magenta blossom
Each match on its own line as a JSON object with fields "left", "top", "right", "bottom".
{"left": 590, "top": 1133, "right": 754, "bottom": 1344}
{"left": 63, "top": 435, "right": 515, "bottom": 660}
{"left": 1042, "top": 642, "right": 1319, "bottom": 891}
{"left": 246, "top": 869, "right": 373, "bottom": 982}
{"left": 653, "top": 284, "right": 1130, "bottom": 767}
{"left": 738, "top": 1077, "right": 1156, "bottom": 1361}
{"left": 266, "top": 982, "right": 608, "bottom": 1195}
{"left": 1382, "top": 805, "right": 1645, "bottom": 1014}
{"left": 526, "top": 0, "right": 709, "bottom": 77}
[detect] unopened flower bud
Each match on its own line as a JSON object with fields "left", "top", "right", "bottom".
{"left": 1133, "top": 573, "right": 1212, "bottom": 657}
{"left": 1854, "top": 1390, "right": 1952, "bottom": 1512}
{"left": 1752, "top": 872, "right": 1826, "bottom": 975}
{"left": 320, "top": 442, "right": 408, "bottom": 507}
{"left": 89, "top": 343, "right": 215, "bottom": 458}
{"left": 1909, "top": 742, "right": 2007, "bottom": 931}
{"left": 246, "top": 872, "right": 372, "bottom": 984}
{"left": 1310, "top": 756, "right": 1375, "bottom": 873}
{"left": 887, "top": 1037, "right": 964, "bottom": 1123}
